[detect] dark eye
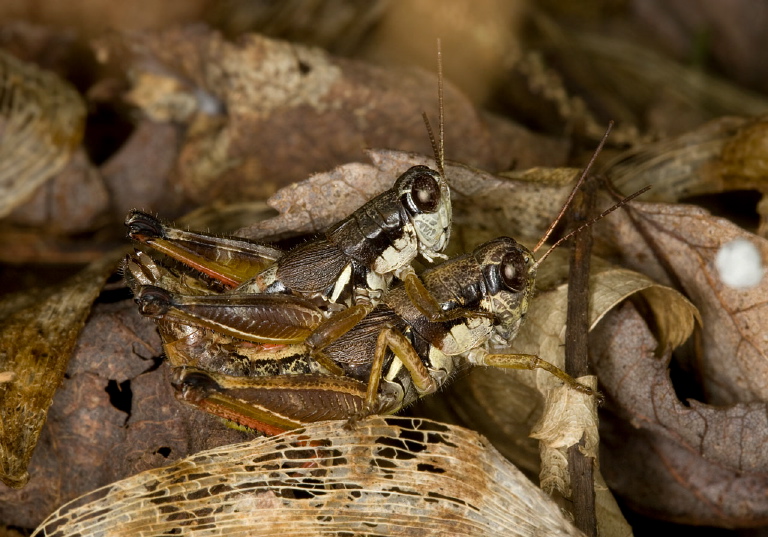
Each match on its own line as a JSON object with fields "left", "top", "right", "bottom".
{"left": 410, "top": 172, "right": 441, "bottom": 212}
{"left": 500, "top": 252, "right": 527, "bottom": 291}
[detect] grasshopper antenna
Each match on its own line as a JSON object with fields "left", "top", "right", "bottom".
{"left": 422, "top": 39, "right": 445, "bottom": 178}
{"left": 533, "top": 121, "right": 614, "bottom": 255}
{"left": 531, "top": 184, "right": 651, "bottom": 272}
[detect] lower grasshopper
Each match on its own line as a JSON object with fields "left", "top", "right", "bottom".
{"left": 128, "top": 236, "right": 599, "bottom": 435}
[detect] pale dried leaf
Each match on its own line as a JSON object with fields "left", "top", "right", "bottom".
{"left": 0, "top": 252, "right": 121, "bottom": 488}
{"left": 0, "top": 49, "right": 85, "bottom": 218}
{"left": 33, "top": 417, "right": 585, "bottom": 537}
{"left": 509, "top": 261, "right": 697, "bottom": 391}
{"left": 603, "top": 201, "right": 768, "bottom": 404}
{"left": 530, "top": 376, "right": 599, "bottom": 496}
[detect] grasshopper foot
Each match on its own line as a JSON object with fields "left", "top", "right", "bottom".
{"left": 172, "top": 368, "right": 222, "bottom": 403}
{"left": 135, "top": 285, "right": 173, "bottom": 318}
{"left": 126, "top": 210, "right": 165, "bottom": 242}
{"left": 572, "top": 382, "right": 605, "bottom": 405}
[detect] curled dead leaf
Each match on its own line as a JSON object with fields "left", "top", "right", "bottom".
{"left": 443, "top": 258, "right": 697, "bottom": 496}
{"left": 595, "top": 302, "right": 768, "bottom": 527}
{"left": 602, "top": 201, "right": 768, "bottom": 404}
{"left": 33, "top": 417, "right": 585, "bottom": 537}
{"left": 530, "top": 376, "right": 599, "bottom": 496}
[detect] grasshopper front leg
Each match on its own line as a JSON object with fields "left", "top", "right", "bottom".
{"left": 468, "top": 348, "right": 603, "bottom": 401}
{"left": 399, "top": 268, "right": 494, "bottom": 323}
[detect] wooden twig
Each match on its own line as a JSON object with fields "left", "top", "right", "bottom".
{"left": 564, "top": 173, "right": 598, "bottom": 536}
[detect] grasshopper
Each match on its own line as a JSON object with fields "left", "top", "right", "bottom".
{"left": 132, "top": 234, "right": 607, "bottom": 436}
{"left": 125, "top": 55, "right": 458, "bottom": 374}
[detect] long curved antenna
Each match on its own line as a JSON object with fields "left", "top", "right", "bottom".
{"left": 422, "top": 39, "right": 445, "bottom": 178}
{"left": 531, "top": 184, "right": 651, "bottom": 271}
{"left": 532, "top": 121, "right": 614, "bottom": 254}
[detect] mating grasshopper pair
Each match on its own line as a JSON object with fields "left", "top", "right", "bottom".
{"left": 123, "top": 58, "right": 611, "bottom": 435}
{"left": 123, "top": 166, "right": 611, "bottom": 435}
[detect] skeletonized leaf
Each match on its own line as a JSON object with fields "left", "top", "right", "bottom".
{"left": 33, "top": 417, "right": 585, "bottom": 537}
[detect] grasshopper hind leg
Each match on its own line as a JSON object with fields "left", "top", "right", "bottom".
{"left": 126, "top": 210, "right": 282, "bottom": 288}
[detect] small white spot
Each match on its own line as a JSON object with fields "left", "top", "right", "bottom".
{"left": 195, "top": 88, "right": 224, "bottom": 115}
{"left": 715, "top": 238, "right": 764, "bottom": 289}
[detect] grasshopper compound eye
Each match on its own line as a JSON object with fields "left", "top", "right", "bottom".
{"left": 411, "top": 171, "right": 441, "bottom": 212}
{"left": 499, "top": 251, "right": 528, "bottom": 292}
{"left": 399, "top": 166, "right": 442, "bottom": 215}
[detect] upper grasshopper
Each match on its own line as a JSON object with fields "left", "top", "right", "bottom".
{"left": 125, "top": 52, "right": 456, "bottom": 374}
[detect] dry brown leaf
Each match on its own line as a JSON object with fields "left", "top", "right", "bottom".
{"left": 5, "top": 149, "right": 109, "bottom": 235}
{"left": 100, "top": 120, "right": 182, "bottom": 218}
{"left": 603, "top": 116, "right": 768, "bottom": 206}
{"left": 601, "top": 201, "right": 768, "bottom": 404}
{"left": 94, "top": 26, "right": 567, "bottom": 204}
{"left": 0, "top": 252, "right": 121, "bottom": 488}
{"left": 0, "top": 300, "right": 249, "bottom": 528}
{"left": 595, "top": 302, "right": 768, "bottom": 527}
{"left": 240, "top": 149, "right": 582, "bottom": 244}
{"left": 33, "top": 417, "right": 585, "bottom": 537}
{"left": 0, "top": 49, "right": 85, "bottom": 218}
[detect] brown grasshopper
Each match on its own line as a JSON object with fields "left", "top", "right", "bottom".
{"left": 136, "top": 236, "right": 593, "bottom": 435}
{"left": 125, "top": 54, "right": 459, "bottom": 375}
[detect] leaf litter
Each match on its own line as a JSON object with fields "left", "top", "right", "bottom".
{"left": 4, "top": 17, "right": 768, "bottom": 535}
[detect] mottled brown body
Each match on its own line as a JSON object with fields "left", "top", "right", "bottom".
{"left": 131, "top": 236, "right": 599, "bottom": 435}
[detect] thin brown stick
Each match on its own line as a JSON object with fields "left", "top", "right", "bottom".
{"left": 564, "top": 175, "right": 597, "bottom": 536}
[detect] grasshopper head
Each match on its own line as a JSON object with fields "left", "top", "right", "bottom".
{"left": 396, "top": 165, "right": 452, "bottom": 264}
{"left": 472, "top": 237, "right": 536, "bottom": 343}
